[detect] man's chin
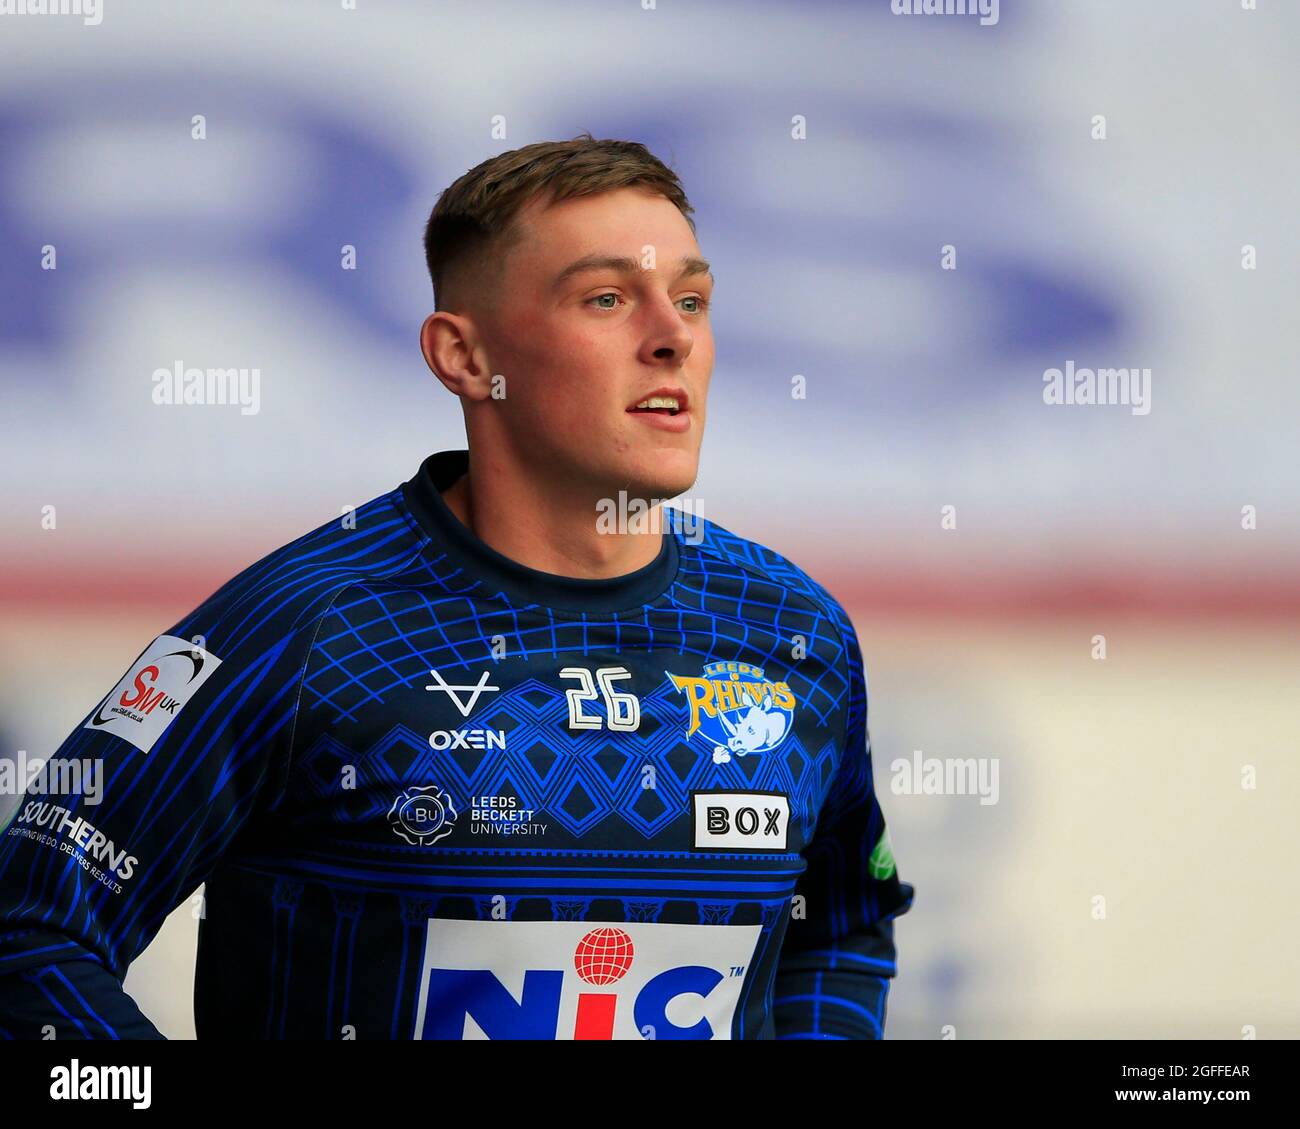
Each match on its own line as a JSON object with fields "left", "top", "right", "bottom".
{"left": 620, "top": 452, "right": 699, "bottom": 503}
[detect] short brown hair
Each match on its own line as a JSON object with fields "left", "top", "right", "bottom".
{"left": 423, "top": 132, "right": 695, "bottom": 312}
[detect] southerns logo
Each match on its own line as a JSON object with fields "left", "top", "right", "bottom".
{"left": 8, "top": 801, "right": 138, "bottom": 894}
{"left": 413, "top": 919, "right": 761, "bottom": 1040}
{"left": 388, "top": 784, "right": 457, "bottom": 846}
{"left": 691, "top": 791, "right": 790, "bottom": 852}
{"left": 666, "top": 660, "right": 797, "bottom": 763}
{"left": 83, "top": 635, "right": 221, "bottom": 754}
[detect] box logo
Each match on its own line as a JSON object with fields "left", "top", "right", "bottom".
{"left": 692, "top": 791, "right": 790, "bottom": 852}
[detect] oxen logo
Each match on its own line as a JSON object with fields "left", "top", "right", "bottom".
{"left": 424, "top": 668, "right": 500, "bottom": 717}
{"left": 666, "top": 661, "right": 797, "bottom": 763}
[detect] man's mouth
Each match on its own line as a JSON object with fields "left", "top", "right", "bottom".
{"left": 630, "top": 395, "right": 681, "bottom": 415}
{"left": 627, "top": 388, "right": 689, "bottom": 415}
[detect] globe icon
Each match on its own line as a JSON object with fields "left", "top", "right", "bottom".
{"left": 573, "top": 927, "right": 635, "bottom": 986}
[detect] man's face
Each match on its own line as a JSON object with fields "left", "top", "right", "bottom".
{"left": 475, "top": 186, "right": 714, "bottom": 502}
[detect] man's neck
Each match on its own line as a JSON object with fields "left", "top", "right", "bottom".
{"left": 439, "top": 451, "right": 664, "bottom": 580}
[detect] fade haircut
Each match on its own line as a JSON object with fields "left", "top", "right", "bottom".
{"left": 423, "top": 132, "right": 695, "bottom": 313}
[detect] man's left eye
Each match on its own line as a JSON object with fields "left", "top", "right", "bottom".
{"left": 586, "top": 294, "right": 710, "bottom": 313}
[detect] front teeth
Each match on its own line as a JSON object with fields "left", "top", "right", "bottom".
{"left": 635, "top": 396, "right": 681, "bottom": 411}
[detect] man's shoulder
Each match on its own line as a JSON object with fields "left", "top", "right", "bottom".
{"left": 166, "top": 483, "right": 430, "bottom": 652}
{"left": 671, "top": 510, "right": 855, "bottom": 644}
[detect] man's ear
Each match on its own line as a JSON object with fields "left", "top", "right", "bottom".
{"left": 420, "top": 311, "right": 494, "bottom": 402}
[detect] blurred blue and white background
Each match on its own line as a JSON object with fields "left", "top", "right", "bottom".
{"left": 1, "top": 0, "right": 1297, "bottom": 1038}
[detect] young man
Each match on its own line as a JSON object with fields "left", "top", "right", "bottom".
{"left": 0, "top": 135, "right": 913, "bottom": 1040}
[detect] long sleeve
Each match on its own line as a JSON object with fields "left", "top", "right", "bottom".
{"left": 0, "top": 572, "right": 324, "bottom": 1039}
{"left": 772, "top": 614, "right": 915, "bottom": 1039}
{"left": 0, "top": 958, "right": 166, "bottom": 1040}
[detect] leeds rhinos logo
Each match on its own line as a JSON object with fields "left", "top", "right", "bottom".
{"left": 666, "top": 661, "right": 797, "bottom": 763}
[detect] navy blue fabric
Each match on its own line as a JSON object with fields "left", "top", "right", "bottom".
{"left": 0, "top": 450, "right": 913, "bottom": 1039}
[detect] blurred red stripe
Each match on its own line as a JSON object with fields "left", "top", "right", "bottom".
{"left": 2, "top": 561, "right": 1297, "bottom": 619}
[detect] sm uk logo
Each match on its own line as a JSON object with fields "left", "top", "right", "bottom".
{"left": 413, "top": 919, "right": 761, "bottom": 1040}
{"left": 83, "top": 635, "right": 221, "bottom": 754}
{"left": 666, "top": 660, "right": 797, "bottom": 762}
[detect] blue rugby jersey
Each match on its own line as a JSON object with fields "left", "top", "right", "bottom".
{"left": 0, "top": 449, "right": 914, "bottom": 1040}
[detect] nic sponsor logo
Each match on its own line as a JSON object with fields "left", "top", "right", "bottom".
{"left": 413, "top": 919, "right": 761, "bottom": 1040}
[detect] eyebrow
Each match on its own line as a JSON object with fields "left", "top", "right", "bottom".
{"left": 552, "top": 253, "right": 713, "bottom": 288}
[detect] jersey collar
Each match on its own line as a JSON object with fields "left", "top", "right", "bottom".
{"left": 401, "top": 449, "right": 679, "bottom": 613}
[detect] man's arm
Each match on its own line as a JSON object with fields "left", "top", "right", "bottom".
{"left": 0, "top": 580, "right": 321, "bottom": 1039}
{"left": 0, "top": 959, "right": 167, "bottom": 1040}
{"left": 773, "top": 614, "right": 915, "bottom": 1040}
